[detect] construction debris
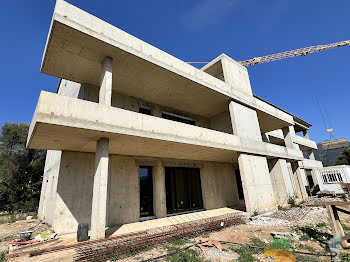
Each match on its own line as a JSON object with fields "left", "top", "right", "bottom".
{"left": 72, "top": 213, "right": 245, "bottom": 261}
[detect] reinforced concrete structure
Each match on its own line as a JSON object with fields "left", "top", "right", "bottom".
{"left": 28, "top": 0, "right": 323, "bottom": 238}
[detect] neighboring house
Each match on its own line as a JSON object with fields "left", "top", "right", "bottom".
{"left": 27, "top": 0, "right": 323, "bottom": 238}
{"left": 314, "top": 165, "right": 350, "bottom": 194}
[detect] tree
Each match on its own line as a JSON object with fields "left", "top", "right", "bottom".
{"left": 335, "top": 147, "right": 350, "bottom": 166}
{"left": 0, "top": 123, "right": 46, "bottom": 212}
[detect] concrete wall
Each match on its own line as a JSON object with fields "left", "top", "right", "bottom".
{"left": 38, "top": 150, "right": 62, "bottom": 226}
{"left": 81, "top": 83, "right": 211, "bottom": 129}
{"left": 210, "top": 111, "right": 233, "bottom": 134}
{"left": 52, "top": 151, "right": 95, "bottom": 234}
{"left": 108, "top": 155, "right": 139, "bottom": 226}
{"left": 200, "top": 162, "right": 240, "bottom": 210}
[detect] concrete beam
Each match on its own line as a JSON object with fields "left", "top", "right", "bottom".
{"left": 153, "top": 160, "right": 167, "bottom": 218}
{"left": 91, "top": 138, "right": 109, "bottom": 239}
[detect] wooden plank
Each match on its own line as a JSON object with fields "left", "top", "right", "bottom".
{"left": 327, "top": 205, "right": 349, "bottom": 248}
{"left": 336, "top": 207, "right": 350, "bottom": 215}
{"left": 308, "top": 201, "right": 350, "bottom": 207}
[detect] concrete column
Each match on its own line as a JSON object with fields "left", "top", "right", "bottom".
{"left": 91, "top": 138, "right": 109, "bottom": 239}
{"left": 282, "top": 126, "right": 295, "bottom": 149}
{"left": 268, "top": 159, "right": 294, "bottom": 206}
{"left": 99, "top": 57, "right": 113, "bottom": 106}
{"left": 229, "top": 101, "right": 262, "bottom": 141}
{"left": 238, "top": 153, "right": 276, "bottom": 213}
{"left": 153, "top": 160, "right": 167, "bottom": 218}
{"left": 307, "top": 150, "right": 316, "bottom": 160}
{"left": 291, "top": 162, "right": 308, "bottom": 201}
{"left": 303, "top": 130, "right": 309, "bottom": 139}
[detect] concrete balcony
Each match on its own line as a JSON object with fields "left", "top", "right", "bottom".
{"left": 299, "top": 159, "right": 323, "bottom": 169}
{"left": 266, "top": 130, "right": 317, "bottom": 151}
{"left": 292, "top": 134, "right": 317, "bottom": 150}
{"left": 40, "top": 0, "right": 293, "bottom": 133}
{"left": 27, "top": 92, "right": 303, "bottom": 162}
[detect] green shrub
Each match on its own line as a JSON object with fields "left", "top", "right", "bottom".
{"left": 166, "top": 249, "right": 207, "bottom": 262}
{"left": 288, "top": 196, "right": 296, "bottom": 207}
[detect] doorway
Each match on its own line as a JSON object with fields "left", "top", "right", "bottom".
{"left": 165, "top": 167, "right": 203, "bottom": 214}
{"left": 139, "top": 166, "right": 153, "bottom": 217}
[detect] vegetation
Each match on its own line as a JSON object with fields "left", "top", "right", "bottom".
{"left": 315, "top": 222, "right": 327, "bottom": 228}
{"left": 297, "top": 244, "right": 316, "bottom": 252}
{"left": 165, "top": 249, "right": 206, "bottom": 262}
{"left": 295, "top": 255, "right": 319, "bottom": 262}
{"left": 227, "top": 237, "right": 266, "bottom": 262}
{"left": 288, "top": 196, "right": 296, "bottom": 207}
{"left": 0, "top": 123, "right": 45, "bottom": 212}
{"left": 164, "top": 239, "right": 206, "bottom": 262}
{"left": 313, "top": 142, "right": 350, "bottom": 167}
{"left": 336, "top": 148, "right": 350, "bottom": 165}
{"left": 270, "top": 238, "right": 290, "bottom": 250}
{"left": 0, "top": 251, "right": 7, "bottom": 262}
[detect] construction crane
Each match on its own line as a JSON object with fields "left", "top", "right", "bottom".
{"left": 187, "top": 40, "right": 350, "bottom": 66}
{"left": 187, "top": 39, "right": 350, "bottom": 148}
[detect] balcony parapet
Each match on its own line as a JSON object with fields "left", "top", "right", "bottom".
{"left": 27, "top": 92, "right": 303, "bottom": 162}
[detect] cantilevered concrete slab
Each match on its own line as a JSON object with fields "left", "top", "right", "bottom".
{"left": 41, "top": 0, "right": 295, "bottom": 125}
{"left": 27, "top": 92, "right": 303, "bottom": 162}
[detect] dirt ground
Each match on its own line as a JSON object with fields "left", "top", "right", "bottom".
{"left": 3, "top": 198, "right": 350, "bottom": 261}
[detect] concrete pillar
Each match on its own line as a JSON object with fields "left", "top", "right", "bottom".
{"left": 291, "top": 162, "right": 308, "bottom": 201}
{"left": 282, "top": 126, "right": 295, "bottom": 149}
{"left": 306, "top": 149, "right": 316, "bottom": 160}
{"left": 229, "top": 101, "right": 262, "bottom": 141}
{"left": 99, "top": 57, "right": 113, "bottom": 106}
{"left": 153, "top": 160, "right": 167, "bottom": 218}
{"left": 91, "top": 138, "right": 109, "bottom": 239}
{"left": 268, "top": 159, "right": 294, "bottom": 206}
{"left": 303, "top": 130, "right": 309, "bottom": 139}
{"left": 238, "top": 153, "right": 276, "bottom": 213}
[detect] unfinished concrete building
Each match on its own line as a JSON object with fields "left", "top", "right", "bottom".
{"left": 27, "top": 0, "right": 323, "bottom": 238}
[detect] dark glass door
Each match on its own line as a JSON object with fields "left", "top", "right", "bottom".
{"left": 139, "top": 166, "right": 153, "bottom": 217}
{"left": 165, "top": 167, "right": 203, "bottom": 214}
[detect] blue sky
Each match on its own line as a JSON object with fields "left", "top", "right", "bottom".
{"left": 1, "top": 0, "right": 349, "bottom": 143}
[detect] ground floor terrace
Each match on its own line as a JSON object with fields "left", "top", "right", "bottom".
{"left": 38, "top": 149, "right": 311, "bottom": 238}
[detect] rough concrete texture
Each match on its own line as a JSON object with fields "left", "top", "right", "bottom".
{"left": 27, "top": 92, "right": 304, "bottom": 162}
{"left": 47, "top": 150, "right": 247, "bottom": 234}
{"left": 200, "top": 162, "right": 240, "bottom": 210}
{"left": 38, "top": 150, "right": 62, "bottom": 226}
{"left": 41, "top": 0, "right": 294, "bottom": 128}
{"left": 229, "top": 101, "right": 262, "bottom": 141}
{"left": 221, "top": 55, "right": 253, "bottom": 96}
{"left": 153, "top": 160, "right": 167, "bottom": 218}
{"left": 108, "top": 155, "right": 139, "bottom": 225}
{"left": 53, "top": 151, "right": 95, "bottom": 235}
{"left": 288, "top": 162, "right": 308, "bottom": 201}
{"left": 99, "top": 57, "right": 113, "bottom": 106}
{"left": 91, "top": 138, "right": 110, "bottom": 239}
{"left": 268, "top": 159, "right": 294, "bottom": 206}
{"left": 238, "top": 154, "right": 277, "bottom": 213}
